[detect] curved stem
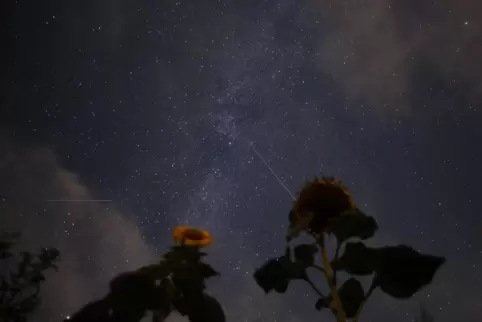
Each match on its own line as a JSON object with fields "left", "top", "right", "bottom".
{"left": 333, "top": 241, "right": 341, "bottom": 283}
{"left": 319, "top": 236, "right": 346, "bottom": 322}
{"left": 305, "top": 276, "right": 326, "bottom": 298}
{"left": 310, "top": 264, "right": 326, "bottom": 274}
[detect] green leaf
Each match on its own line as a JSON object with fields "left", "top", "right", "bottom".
{"left": 293, "top": 244, "right": 318, "bottom": 267}
{"left": 64, "top": 298, "right": 115, "bottom": 321}
{"left": 333, "top": 243, "right": 446, "bottom": 298}
{"left": 327, "top": 208, "right": 378, "bottom": 242}
{"left": 137, "top": 263, "right": 171, "bottom": 280}
{"left": 161, "top": 245, "right": 219, "bottom": 297}
{"left": 171, "top": 261, "right": 219, "bottom": 296}
{"left": 337, "top": 278, "right": 365, "bottom": 318}
{"left": 314, "top": 278, "right": 364, "bottom": 318}
{"left": 184, "top": 293, "right": 226, "bottom": 322}
{"left": 254, "top": 255, "right": 307, "bottom": 294}
{"left": 331, "top": 242, "right": 376, "bottom": 275}
{"left": 163, "top": 245, "right": 206, "bottom": 265}
{"left": 374, "top": 245, "right": 445, "bottom": 298}
{"left": 196, "top": 262, "right": 219, "bottom": 279}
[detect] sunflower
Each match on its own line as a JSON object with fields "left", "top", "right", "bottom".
{"left": 172, "top": 226, "right": 212, "bottom": 247}
{"left": 292, "top": 176, "right": 355, "bottom": 235}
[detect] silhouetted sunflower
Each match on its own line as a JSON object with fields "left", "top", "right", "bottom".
{"left": 292, "top": 176, "right": 355, "bottom": 235}
{"left": 172, "top": 226, "right": 212, "bottom": 247}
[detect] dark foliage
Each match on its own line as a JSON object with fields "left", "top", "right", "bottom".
{"left": 253, "top": 177, "right": 446, "bottom": 321}
{"left": 293, "top": 244, "right": 318, "bottom": 267}
{"left": 326, "top": 208, "right": 378, "bottom": 242}
{"left": 0, "top": 232, "right": 60, "bottom": 322}
{"left": 331, "top": 242, "right": 376, "bottom": 276}
{"left": 253, "top": 249, "right": 307, "bottom": 294}
{"left": 332, "top": 243, "right": 446, "bottom": 298}
{"left": 316, "top": 278, "right": 365, "bottom": 318}
{"left": 66, "top": 245, "right": 225, "bottom": 322}
{"left": 373, "top": 245, "right": 446, "bottom": 298}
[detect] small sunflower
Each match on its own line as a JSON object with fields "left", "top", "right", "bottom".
{"left": 292, "top": 176, "right": 355, "bottom": 235}
{"left": 172, "top": 226, "right": 212, "bottom": 247}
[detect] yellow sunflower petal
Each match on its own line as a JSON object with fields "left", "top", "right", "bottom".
{"left": 172, "top": 225, "right": 212, "bottom": 247}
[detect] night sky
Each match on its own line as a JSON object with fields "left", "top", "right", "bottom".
{"left": 4, "top": 0, "right": 482, "bottom": 321}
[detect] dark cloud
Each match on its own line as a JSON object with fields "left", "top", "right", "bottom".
{"left": 0, "top": 135, "right": 296, "bottom": 322}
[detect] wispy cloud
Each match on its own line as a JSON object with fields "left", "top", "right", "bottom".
{"left": 0, "top": 135, "right": 156, "bottom": 321}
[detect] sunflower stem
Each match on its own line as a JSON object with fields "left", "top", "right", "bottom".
{"left": 304, "top": 276, "right": 326, "bottom": 299}
{"left": 319, "top": 235, "right": 346, "bottom": 322}
{"left": 333, "top": 241, "right": 341, "bottom": 284}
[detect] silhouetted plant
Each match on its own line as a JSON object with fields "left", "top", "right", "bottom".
{"left": 253, "top": 176, "right": 446, "bottom": 322}
{"left": 0, "top": 232, "right": 60, "bottom": 322}
{"left": 65, "top": 226, "right": 225, "bottom": 322}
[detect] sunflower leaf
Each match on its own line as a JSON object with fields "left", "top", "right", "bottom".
{"left": 293, "top": 244, "right": 318, "bottom": 267}
{"left": 176, "top": 293, "right": 226, "bottom": 322}
{"left": 316, "top": 277, "right": 365, "bottom": 317}
{"left": 333, "top": 243, "right": 446, "bottom": 298}
{"left": 374, "top": 245, "right": 445, "bottom": 298}
{"left": 109, "top": 269, "right": 172, "bottom": 312}
{"left": 331, "top": 242, "right": 376, "bottom": 275}
{"left": 197, "top": 262, "right": 219, "bottom": 279}
{"left": 254, "top": 255, "right": 307, "bottom": 294}
{"left": 327, "top": 208, "right": 378, "bottom": 243}
{"left": 337, "top": 278, "right": 365, "bottom": 317}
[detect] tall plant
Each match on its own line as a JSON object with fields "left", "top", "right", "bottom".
{"left": 66, "top": 226, "right": 225, "bottom": 322}
{"left": 253, "top": 176, "right": 445, "bottom": 321}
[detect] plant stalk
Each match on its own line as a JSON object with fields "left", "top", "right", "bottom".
{"left": 333, "top": 241, "right": 341, "bottom": 284}
{"left": 305, "top": 277, "right": 326, "bottom": 299}
{"left": 319, "top": 236, "right": 346, "bottom": 322}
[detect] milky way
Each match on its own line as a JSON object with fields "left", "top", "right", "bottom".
{"left": 5, "top": 0, "right": 482, "bottom": 321}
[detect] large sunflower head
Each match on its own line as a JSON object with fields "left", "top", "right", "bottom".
{"left": 172, "top": 226, "right": 212, "bottom": 247}
{"left": 292, "top": 176, "right": 355, "bottom": 235}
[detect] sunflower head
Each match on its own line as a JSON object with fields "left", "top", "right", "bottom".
{"left": 172, "top": 226, "right": 212, "bottom": 247}
{"left": 292, "top": 176, "right": 355, "bottom": 235}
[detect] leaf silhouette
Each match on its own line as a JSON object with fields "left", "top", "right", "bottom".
{"left": 337, "top": 278, "right": 365, "bottom": 317}
{"left": 333, "top": 243, "right": 446, "bottom": 298}
{"left": 293, "top": 244, "right": 318, "bottom": 267}
{"left": 331, "top": 242, "right": 377, "bottom": 275}
{"left": 176, "top": 293, "right": 226, "bottom": 322}
{"left": 327, "top": 208, "right": 378, "bottom": 242}
{"left": 315, "top": 278, "right": 364, "bottom": 318}
{"left": 254, "top": 255, "right": 307, "bottom": 293}
{"left": 374, "top": 245, "right": 446, "bottom": 298}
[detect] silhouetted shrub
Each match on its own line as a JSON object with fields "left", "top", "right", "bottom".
{"left": 65, "top": 226, "right": 225, "bottom": 322}
{"left": 0, "top": 232, "right": 60, "bottom": 322}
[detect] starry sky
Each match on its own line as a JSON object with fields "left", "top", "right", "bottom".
{"left": 4, "top": 0, "right": 482, "bottom": 321}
